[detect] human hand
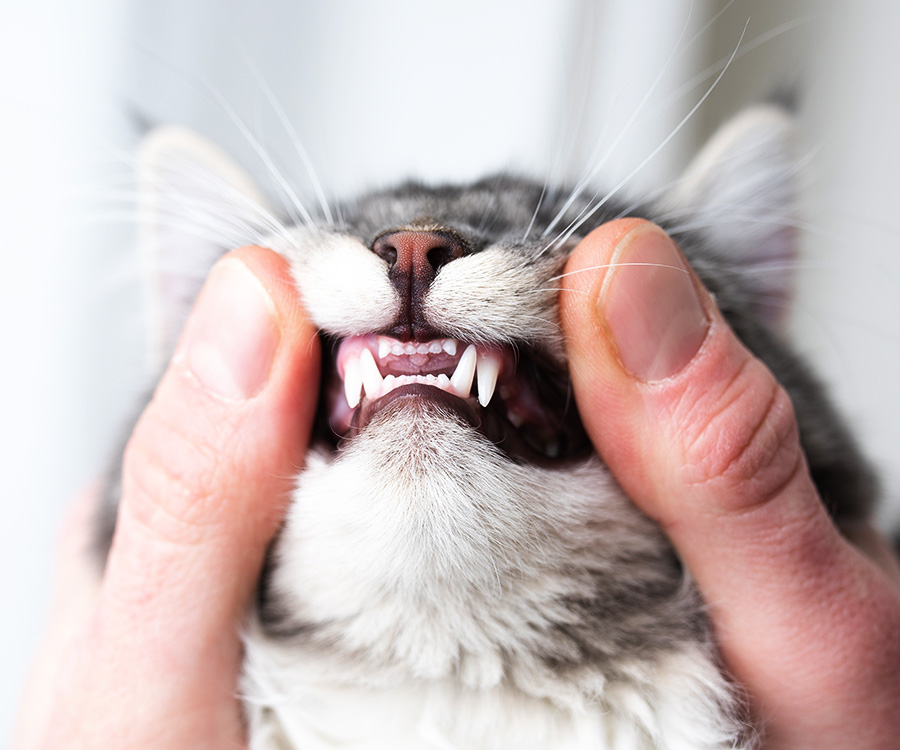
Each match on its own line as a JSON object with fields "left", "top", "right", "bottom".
{"left": 15, "top": 246, "right": 320, "bottom": 749}
{"left": 559, "top": 219, "right": 900, "bottom": 750}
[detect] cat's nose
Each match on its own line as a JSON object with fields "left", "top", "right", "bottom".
{"left": 372, "top": 230, "right": 467, "bottom": 286}
{"left": 372, "top": 230, "right": 469, "bottom": 340}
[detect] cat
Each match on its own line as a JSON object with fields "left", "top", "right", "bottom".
{"left": 99, "top": 103, "right": 876, "bottom": 749}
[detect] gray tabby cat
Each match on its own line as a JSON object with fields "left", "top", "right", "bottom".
{"left": 103, "top": 104, "right": 875, "bottom": 749}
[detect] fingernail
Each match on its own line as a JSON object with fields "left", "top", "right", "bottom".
{"left": 598, "top": 225, "right": 709, "bottom": 381}
{"left": 179, "top": 259, "right": 279, "bottom": 399}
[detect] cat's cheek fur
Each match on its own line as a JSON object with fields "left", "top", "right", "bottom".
{"left": 280, "top": 228, "right": 398, "bottom": 336}
{"left": 424, "top": 247, "right": 564, "bottom": 351}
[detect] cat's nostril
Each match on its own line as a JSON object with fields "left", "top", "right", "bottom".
{"left": 379, "top": 245, "right": 398, "bottom": 268}
{"left": 427, "top": 245, "right": 457, "bottom": 270}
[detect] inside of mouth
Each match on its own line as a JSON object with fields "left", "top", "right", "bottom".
{"left": 318, "top": 334, "right": 590, "bottom": 463}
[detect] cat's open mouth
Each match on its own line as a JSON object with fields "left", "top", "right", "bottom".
{"left": 320, "top": 334, "right": 590, "bottom": 462}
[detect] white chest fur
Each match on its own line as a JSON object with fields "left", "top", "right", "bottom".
{"left": 242, "top": 637, "right": 750, "bottom": 750}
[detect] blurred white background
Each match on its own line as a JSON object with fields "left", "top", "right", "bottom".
{"left": 3, "top": 0, "right": 899, "bottom": 742}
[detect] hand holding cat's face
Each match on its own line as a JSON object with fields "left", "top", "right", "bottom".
{"left": 15, "top": 246, "right": 321, "bottom": 748}
{"left": 16, "top": 225, "right": 900, "bottom": 750}
{"left": 561, "top": 220, "right": 900, "bottom": 750}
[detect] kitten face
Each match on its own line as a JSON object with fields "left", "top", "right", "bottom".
{"left": 124, "top": 105, "right": 877, "bottom": 748}
{"left": 282, "top": 176, "right": 597, "bottom": 467}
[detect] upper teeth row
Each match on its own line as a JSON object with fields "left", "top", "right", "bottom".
{"left": 377, "top": 337, "right": 458, "bottom": 358}
{"left": 343, "top": 343, "right": 501, "bottom": 409}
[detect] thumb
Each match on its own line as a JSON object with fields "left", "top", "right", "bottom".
{"left": 57, "top": 245, "right": 319, "bottom": 746}
{"left": 560, "top": 219, "right": 900, "bottom": 747}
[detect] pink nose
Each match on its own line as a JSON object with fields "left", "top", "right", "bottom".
{"left": 372, "top": 229, "right": 469, "bottom": 340}
{"left": 372, "top": 230, "right": 467, "bottom": 289}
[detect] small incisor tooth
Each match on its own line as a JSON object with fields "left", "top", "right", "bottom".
{"left": 476, "top": 352, "right": 501, "bottom": 407}
{"left": 450, "top": 344, "right": 477, "bottom": 398}
{"left": 359, "top": 347, "right": 384, "bottom": 398}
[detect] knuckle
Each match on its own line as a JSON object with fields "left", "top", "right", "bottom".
{"left": 679, "top": 357, "right": 805, "bottom": 511}
{"left": 119, "top": 405, "right": 236, "bottom": 548}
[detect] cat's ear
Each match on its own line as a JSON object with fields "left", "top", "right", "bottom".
{"left": 665, "top": 105, "right": 797, "bottom": 328}
{"left": 137, "top": 126, "right": 272, "bottom": 370}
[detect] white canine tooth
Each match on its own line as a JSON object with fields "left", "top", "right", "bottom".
{"left": 343, "top": 355, "right": 362, "bottom": 408}
{"left": 428, "top": 341, "right": 442, "bottom": 354}
{"left": 450, "top": 344, "right": 477, "bottom": 398}
{"left": 378, "top": 338, "right": 391, "bottom": 359}
{"left": 359, "top": 347, "right": 384, "bottom": 398}
{"left": 476, "top": 352, "right": 501, "bottom": 407}
{"left": 442, "top": 339, "right": 457, "bottom": 356}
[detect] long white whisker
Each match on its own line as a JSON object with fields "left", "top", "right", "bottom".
{"left": 660, "top": 14, "right": 815, "bottom": 112}
{"left": 239, "top": 50, "right": 335, "bottom": 226}
{"left": 201, "top": 78, "right": 316, "bottom": 230}
{"left": 549, "top": 261, "right": 692, "bottom": 283}
{"left": 123, "top": 42, "right": 318, "bottom": 231}
{"left": 545, "top": 18, "right": 751, "bottom": 254}
{"left": 523, "top": 182, "right": 550, "bottom": 241}
{"left": 541, "top": 1, "right": 697, "bottom": 240}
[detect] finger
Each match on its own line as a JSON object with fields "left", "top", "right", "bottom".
{"left": 49, "top": 246, "right": 320, "bottom": 746}
{"left": 560, "top": 219, "right": 900, "bottom": 748}
{"left": 14, "top": 485, "right": 102, "bottom": 749}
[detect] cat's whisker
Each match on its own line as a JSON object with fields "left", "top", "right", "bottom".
{"left": 541, "top": 3, "right": 697, "bottom": 241}
{"left": 240, "top": 49, "right": 335, "bottom": 227}
{"left": 549, "top": 261, "right": 692, "bottom": 284}
{"left": 544, "top": 18, "right": 750, "bottom": 255}
{"left": 151, "top": 160, "right": 299, "bottom": 249}
{"left": 173, "top": 70, "right": 314, "bottom": 232}
{"left": 522, "top": 181, "right": 550, "bottom": 242}
{"left": 659, "top": 14, "right": 814, "bottom": 115}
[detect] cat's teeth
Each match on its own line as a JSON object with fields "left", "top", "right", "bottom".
{"left": 475, "top": 351, "right": 501, "bottom": 407}
{"left": 343, "top": 354, "right": 363, "bottom": 408}
{"left": 450, "top": 344, "right": 477, "bottom": 398}
{"left": 359, "top": 347, "right": 384, "bottom": 398}
{"left": 427, "top": 341, "right": 443, "bottom": 354}
{"left": 378, "top": 337, "right": 392, "bottom": 359}
{"left": 442, "top": 339, "right": 457, "bottom": 356}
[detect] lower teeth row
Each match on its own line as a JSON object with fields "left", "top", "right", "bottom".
{"left": 377, "top": 373, "right": 451, "bottom": 398}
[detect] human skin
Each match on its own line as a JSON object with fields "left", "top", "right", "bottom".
{"left": 15, "top": 225, "right": 900, "bottom": 749}
{"left": 559, "top": 219, "right": 900, "bottom": 749}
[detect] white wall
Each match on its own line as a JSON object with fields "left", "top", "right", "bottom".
{"left": 3, "top": 1, "right": 899, "bottom": 742}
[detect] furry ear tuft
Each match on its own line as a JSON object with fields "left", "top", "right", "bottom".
{"left": 666, "top": 105, "right": 798, "bottom": 327}
{"left": 137, "top": 126, "right": 271, "bottom": 370}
